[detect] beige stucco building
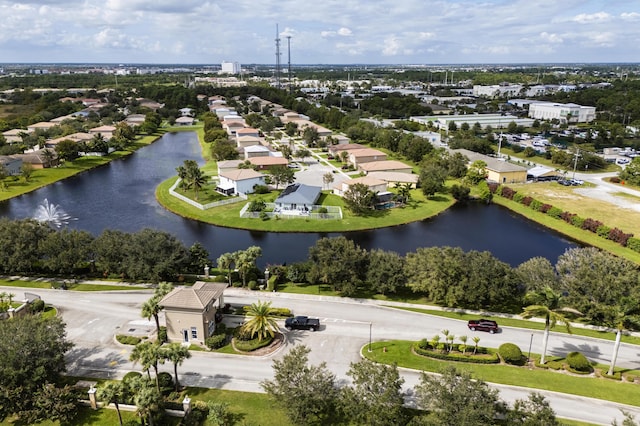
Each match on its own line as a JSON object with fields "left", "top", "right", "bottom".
{"left": 159, "top": 281, "right": 228, "bottom": 345}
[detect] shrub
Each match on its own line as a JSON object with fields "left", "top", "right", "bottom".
{"left": 521, "top": 196, "right": 533, "bottom": 206}
{"left": 566, "top": 351, "right": 592, "bottom": 373}
{"left": 582, "top": 218, "right": 603, "bottom": 232}
{"left": 205, "top": 334, "right": 227, "bottom": 350}
{"left": 498, "top": 343, "right": 524, "bottom": 365}
{"left": 608, "top": 228, "right": 633, "bottom": 246}
{"left": 158, "top": 326, "right": 168, "bottom": 344}
{"left": 529, "top": 199, "right": 543, "bottom": 211}
{"left": 547, "top": 206, "right": 563, "bottom": 218}
{"left": 30, "top": 298, "right": 45, "bottom": 312}
{"left": 512, "top": 192, "right": 525, "bottom": 203}
{"left": 116, "top": 335, "right": 142, "bottom": 345}
{"left": 627, "top": 237, "right": 640, "bottom": 253}
{"left": 158, "top": 371, "right": 174, "bottom": 394}
{"left": 570, "top": 216, "right": 585, "bottom": 229}
{"left": 539, "top": 203, "right": 552, "bottom": 213}
{"left": 500, "top": 186, "right": 516, "bottom": 200}
{"left": 597, "top": 225, "right": 612, "bottom": 238}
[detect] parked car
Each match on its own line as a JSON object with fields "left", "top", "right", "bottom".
{"left": 284, "top": 316, "right": 320, "bottom": 331}
{"left": 467, "top": 319, "right": 500, "bottom": 333}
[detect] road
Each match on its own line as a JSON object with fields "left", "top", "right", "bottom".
{"left": 6, "top": 285, "right": 640, "bottom": 425}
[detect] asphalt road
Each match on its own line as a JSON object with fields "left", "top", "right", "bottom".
{"left": 6, "top": 285, "right": 640, "bottom": 425}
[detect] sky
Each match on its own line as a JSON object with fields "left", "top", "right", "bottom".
{"left": 0, "top": 0, "right": 638, "bottom": 65}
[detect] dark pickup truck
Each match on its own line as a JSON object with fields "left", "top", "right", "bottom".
{"left": 285, "top": 316, "right": 320, "bottom": 331}
{"left": 467, "top": 319, "right": 500, "bottom": 334}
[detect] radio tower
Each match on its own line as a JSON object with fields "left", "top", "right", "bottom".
{"left": 287, "top": 35, "right": 292, "bottom": 94}
{"left": 275, "top": 25, "right": 282, "bottom": 89}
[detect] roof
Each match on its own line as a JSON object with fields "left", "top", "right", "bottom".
{"left": 359, "top": 160, "right": 412, "bottom": 172}
{"left": 452, "top": 149, "right": 527, "bottom": 173}
{"left": 368, "top": 171, "right": 419, "bottom": 184}
{"left": 350, "top": 148, "right": 387, "bottom": 158}
{"left": 248, "top": 157, "right": 288, "bottom": 166}
{"left": 275, "top": 183, "right": 321, "bottom": 205}
{"left": 220, "top": 168, "right": 264, "bottom": 181}
{"left": 160, "top": 281, "right": 228, "bottom": 311}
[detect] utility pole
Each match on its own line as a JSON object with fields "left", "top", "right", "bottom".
{"left": 275, "top": 25, "right": 281, "bottom": 89}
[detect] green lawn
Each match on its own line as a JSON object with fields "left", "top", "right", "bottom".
{"left": 363, "top": 340, "right": 640, "bottom": 406}
{"left": 156, "top": 178, "right": 455, "bottom": 232}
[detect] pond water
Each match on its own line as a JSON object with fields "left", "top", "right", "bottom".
{"left": 0, "top": 132, "right": 578, "bottom": 267}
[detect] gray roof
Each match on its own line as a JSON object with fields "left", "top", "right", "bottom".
{"left": 275, "top": 183, "right": 321, "bottom": 205}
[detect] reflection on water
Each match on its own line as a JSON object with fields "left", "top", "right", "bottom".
{"left": 0, "top": 132, "right": 578, "bottom": 267}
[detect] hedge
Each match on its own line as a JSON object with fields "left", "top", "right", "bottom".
{"left": 233, "top": 335, "right": 274, "bottom": 352}
{"left": 413, "top": 342, "right": 499, "bottom": 364}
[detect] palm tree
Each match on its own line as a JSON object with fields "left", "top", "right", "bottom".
{"left": 606, "top": 302, "right": 640, "bottom": 376}
{"left": 98, "top": 381, "right": 126, "bottom": 426}
{"left": 521, "top": 286, "right": 581, "bottom": 364}
{"left": 141, "top": 297, "right": 163, "bottom": 342}
{"left": 130, "top": 341, "right": 164, "bottom": 391}
{"left": 472, "top": 336, "right": 481, "bottom": 354}
{"left": 162, "top": 343, "right": 191, "bottom": 392}
{"left": 242, "top": 300, "right": 279, "bottom": 341}
{"left": 459, "top": 335, "right": 468, "bottom": 355}
{"left": 217, "top": 252, "right": 235, "bottom": 286}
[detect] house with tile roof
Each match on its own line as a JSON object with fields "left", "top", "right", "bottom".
{"left": 217, "top": 168, "right": 266, "bottom": 195}
{"left": 159, "top": 282, "right": 228, "bottom": 345}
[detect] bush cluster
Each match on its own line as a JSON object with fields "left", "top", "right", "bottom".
{"left": 497, "top": 185, "right": 638, "bottom": 251}
{"left": 498, "top": 343, "right": 525, "bottom": 365}
{"left": 566, "top": 351, "right": 592, "bottom": 373}
{"left": 116, "top": 335, "right": 142, "bottom": 345}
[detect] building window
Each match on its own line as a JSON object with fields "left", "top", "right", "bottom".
{"left": 191, "top": 327, "right": 197, "bottom": 339}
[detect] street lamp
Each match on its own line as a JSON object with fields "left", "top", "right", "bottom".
{"left": 368, "top": 322, "right": 372, "bottom": 352}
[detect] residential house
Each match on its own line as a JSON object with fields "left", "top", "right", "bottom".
{"left": 244, "top": 145, "right": 271, "bottom": 159}
{"left": 274, "top": 183, "right": 322, "bottom": 213}
{"left": 0, "top": 155, "right": 22, "bottom": 175}
{"left": 367, "top": 171, "right": 419, "bottom": 188}
{"left": 452, "top": 148, "right": 528, "bottom": 184}
{"left": 333, "top": 176, "right": 388, "bottom": 197}
{"left": 248, "top": 156, "right": 288, "bottom": 170}
{"left": 217, "top": 169, "right": 265, "bottom": 195}
{"left": 159, "top": 282, "right": 228, "bottom": 345}
{"left": 359, "top": 160, "right": 412, "bottom": 174}
{"left": 175, "top": 116, "right": 195, "bottom": 126}
{"left": 17, "top": 148, "right": 59, "bottom": 169}
{"left": 348, "top": 148, "right": 387, "bottom": 167}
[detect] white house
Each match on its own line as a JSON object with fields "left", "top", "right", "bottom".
{"left": 217, "top": 169, "right": 265, "bottom": 195}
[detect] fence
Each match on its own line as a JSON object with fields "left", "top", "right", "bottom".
{"left": 240, "top": 203, "right": 342, "bottom": 220}
{"left": 169, "top": 178, "right": 247, "bottom": 210}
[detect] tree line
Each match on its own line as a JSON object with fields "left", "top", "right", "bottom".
{"left": 278, "top": 237, "right": 640, "bottom": 330}
{"left": 0, "top": 219, "right": 209, "bottom": 282}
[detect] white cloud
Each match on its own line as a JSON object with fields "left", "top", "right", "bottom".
{"left": 571, "top": 11, "right": 612, "bottom": 24}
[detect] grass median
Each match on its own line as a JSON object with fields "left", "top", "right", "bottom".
{"left": 363, "top": 340, "right": 640, "bottom": 407}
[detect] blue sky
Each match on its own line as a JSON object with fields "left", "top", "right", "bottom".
{"left": 0, "top": 0, "right": 638, "bottom": 64}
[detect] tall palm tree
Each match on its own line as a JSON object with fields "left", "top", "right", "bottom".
{"left": 521, "top": 286, "right": 581, "bottom": 364}
{"left": 606, "top": 302, "right": 640, "bottom": 376}
{"left": 98, "top": 381, "right": 126, "bottom": 426}
{"left": 162, "top": 343, "right": 191, "bottom": 392}
{"left": 130, "top": 341, "right": 164, "bottom": 391}
{"left": 141, "top": 297, "right": 163, "bottom": 342}
{"left": 242, "top": 300, "right": 279, "bottom": 341}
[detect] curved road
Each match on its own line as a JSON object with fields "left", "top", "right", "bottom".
{"left": 5, "top": 285, "right": 640, "bottom": 425}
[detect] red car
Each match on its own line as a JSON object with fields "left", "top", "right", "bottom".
{"left": 467, "top": 319, "right": 499, "bottom": 334}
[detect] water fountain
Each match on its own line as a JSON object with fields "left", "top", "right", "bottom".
{"left": 33, "top": 199, "right": 75, "bottom": 228}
